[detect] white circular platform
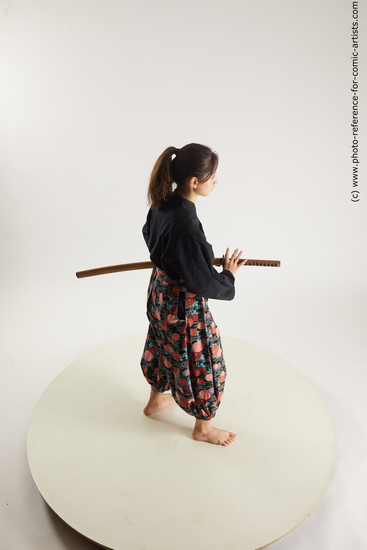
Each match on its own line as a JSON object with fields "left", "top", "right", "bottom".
{"left": 27, "top": 334, "right": 337, "bottom": 550}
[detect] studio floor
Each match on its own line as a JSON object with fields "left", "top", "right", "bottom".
{"left": 1, "top": 274, "right": 366, "bottom": 550}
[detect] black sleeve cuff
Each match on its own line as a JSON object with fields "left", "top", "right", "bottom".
{"left": 222, "top": 270, "right": 235, "bottom": 282}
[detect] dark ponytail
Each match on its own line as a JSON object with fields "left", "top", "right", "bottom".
{"left": 147, "top": 143, "right": 218, "bottom": 209}
{"left": 147, "top": 146, "right": 177, "bottom": 210}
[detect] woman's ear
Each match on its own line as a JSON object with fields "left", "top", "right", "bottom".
{"left": 189, "top": 176, "right": 198, "bottom": 189}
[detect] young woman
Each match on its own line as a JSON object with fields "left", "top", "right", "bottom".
{"left": 141, "top": 143, "right": 247, "bottom": 446}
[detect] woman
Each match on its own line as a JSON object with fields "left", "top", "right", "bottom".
{"left": 141, "top": 143, "right": 247, "bottom": 446}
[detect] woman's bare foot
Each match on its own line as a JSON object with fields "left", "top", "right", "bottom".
{"left": 143, "top": 390, "right": 175, "bottom": 416}
{"left": 192, "top": 419, "right": 237, "bottom": 446}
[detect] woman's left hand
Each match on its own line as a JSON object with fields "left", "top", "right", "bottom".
{"left": 223, "top": 247, "right": 248, "bottom": 277}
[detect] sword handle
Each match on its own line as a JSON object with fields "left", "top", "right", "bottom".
{"left": 216, "top": 256, "right": 280, "bottom": 268}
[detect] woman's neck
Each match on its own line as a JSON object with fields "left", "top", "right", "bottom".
{"left": 174, "top": 188, "right": 197, "bottom": 203}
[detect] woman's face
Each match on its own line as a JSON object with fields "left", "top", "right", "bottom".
{"left": 197, "top": 172, "right": 218, "bottom": 197}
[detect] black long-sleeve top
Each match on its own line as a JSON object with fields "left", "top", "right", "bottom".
{"left": 142, "top": 194, "right": 235, "bottom": 300}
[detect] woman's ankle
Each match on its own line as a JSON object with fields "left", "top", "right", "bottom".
{"left": 194, "top": 418, "right": 212, "bottom": 433}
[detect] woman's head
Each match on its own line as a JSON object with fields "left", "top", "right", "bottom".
{"left": 147, "top": 143, "right": 218, "bottom": 209}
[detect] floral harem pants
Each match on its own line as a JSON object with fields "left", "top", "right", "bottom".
{"left": 140, "top": 267, "right": 226, "bottom": 420}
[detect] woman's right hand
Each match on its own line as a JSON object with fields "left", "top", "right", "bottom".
{"left": 223, "top": 247, "right": 248, "bottom": 277}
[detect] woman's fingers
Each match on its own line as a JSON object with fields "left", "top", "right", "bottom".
{"left": 239, "top": 258, "right": 248, "bottom": 266}
{"left": 225, "top": 248, "right": 247, "bottom": 273}
{"left": 232, "top": 249, "right": 244, "bottom": 263}
{"left": 232, "top": 249, "right": 247, "bottom": 264}
{"left": 235, "top": 252, "right": 247, "bottom": 267}
{"left": 230, "top": 248, "right": 239, "bottom": 261}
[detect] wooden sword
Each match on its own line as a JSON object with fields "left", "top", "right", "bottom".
{"left": 76, "top": 258, "right": 281, "bottom": 279}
